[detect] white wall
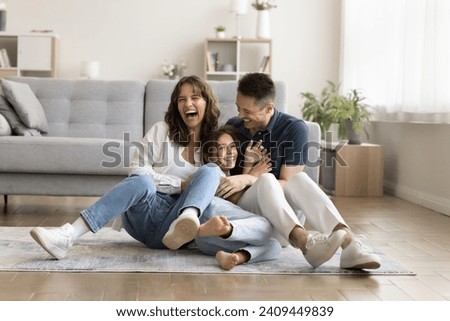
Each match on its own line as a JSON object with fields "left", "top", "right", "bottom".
{"left": 5, "top": 0, "right": 341, "bottom": 117}
{"left": 369, "top": 122, "right": 450, "bottom": 217}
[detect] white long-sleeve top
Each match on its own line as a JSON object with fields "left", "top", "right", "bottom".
{"left": 128, "top": 121, "right": 202, "bottom": 194}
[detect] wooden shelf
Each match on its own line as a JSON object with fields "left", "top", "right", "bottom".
{"left": 204, "top": 38, "right": 272, "bottom": 80}
{"left": 0, "top": 31, "right": 58, "bottom": 78}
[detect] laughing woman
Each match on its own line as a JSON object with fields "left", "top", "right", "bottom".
{"left": 30, "top": 76, "right": 223, "bottom": 258}
{"left": 127, "top": 76, "right": 222, "bottom": 248}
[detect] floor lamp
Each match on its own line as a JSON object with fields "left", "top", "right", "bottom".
{"left": 229, "top": 0, "right": 248, "bottom": 39}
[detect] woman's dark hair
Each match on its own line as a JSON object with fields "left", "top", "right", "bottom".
{"left": 164, "top": 75, "right": 220, "bottom": 146}
{"left": 201, "top": 125, "right": 241, "bottom": 164}
{"left": 238, "top": 72, "right": 276, "bottom": 108}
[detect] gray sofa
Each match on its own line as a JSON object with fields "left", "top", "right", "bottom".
{"left": 0, "top": 77, "right": 320, "bottom": 203}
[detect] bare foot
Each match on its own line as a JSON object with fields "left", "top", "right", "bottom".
{"left": 198, "top": 215, "right": 232, "bottom": 237}
{"left": 215, "top": 251, "right": 240, "bottom": 270}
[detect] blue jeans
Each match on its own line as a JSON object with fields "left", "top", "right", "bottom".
{"left": 195, "top": 198, "right": 282, "bottom": 264}
{"left": 81, "top": 164, "right": 222, "bottom": 249}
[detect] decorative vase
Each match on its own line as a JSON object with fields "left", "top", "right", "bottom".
{"left": 256, "top": 10, "right": 270, "bottom": 39}
{"left": 0, "top": 10, "right": 6, "bottom": 31}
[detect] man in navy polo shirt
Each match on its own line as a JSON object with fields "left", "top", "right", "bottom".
{"left": 220, "top": 72, "right": 380, "bottom": 270}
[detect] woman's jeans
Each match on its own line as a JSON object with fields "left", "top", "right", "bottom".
{"left": 81, "top": 164, "right": 221, "bottom": 249}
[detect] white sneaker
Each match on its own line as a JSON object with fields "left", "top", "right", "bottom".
{"left": 340, "top": 237, "right": 381, "bottom": 269}
{"left": 303, "top": 230, "right": 347, "bottom": 268}
{"left": 30, "top": 223, "right": 74, "bottom": 260}
{"left": 162, "top": 213, "right": 200, "bottom": 250}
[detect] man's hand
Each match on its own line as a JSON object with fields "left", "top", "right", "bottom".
{"left": 216, "top": 175, "right": 256, "bottom": 199}
{"left": 278, "top": 164, "right": 304, "bottom": 187}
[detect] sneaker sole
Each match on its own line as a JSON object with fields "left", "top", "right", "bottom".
{"left": 162, "top": 217, "right": 199, "bottom": 250}
{"left": 30, "top": 228, "right": 66, "bottom": 260}
{"left": 342, "top": 261, "right": 381, "bottom": 269}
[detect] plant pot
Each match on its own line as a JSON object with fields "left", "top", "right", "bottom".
{"left": 216, "top": 31, "right": 226, "bottom": 39}
{"left": 345, "top": 119, "right": 362, "bottom": 145}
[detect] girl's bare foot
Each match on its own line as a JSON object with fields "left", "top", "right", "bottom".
{"left": 215, "top": 251, "right": 240, "bottom": 270}
{"left": 198, "top": 215, "right": 232, "bottom": 237}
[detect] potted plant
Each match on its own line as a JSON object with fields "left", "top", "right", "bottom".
{"left": 300, "top": 80, "right": 342, "bottom": 140}
{"left": 329, "top": 87, "right": 371, "bottom": 144}
{"left": 215, "top": 26, "right": 226, "bottom": 39}
{"left": 301, "top": 80, "right": 371, "bottom": 144}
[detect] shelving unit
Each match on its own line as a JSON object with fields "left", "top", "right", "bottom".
{"left": 204, "top": 38, "right": 272, "bottom": 80}
{"left": 0, "top": 31, "right": 58, "bottom": 78}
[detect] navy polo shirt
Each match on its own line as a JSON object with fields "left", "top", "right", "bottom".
{"left": 226, "top": 109, "right": 309, "bottom": 179}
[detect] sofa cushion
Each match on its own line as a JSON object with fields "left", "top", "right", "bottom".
{"left": 0, "top": 136, "right": 133, "bottom": 175}
{"left": 0, "top": 79, "right": 49, "bottom": 133}
{"left": 0, "top": 113, "right": 11, "bottom": 136}
{"left": 6, "top": 77, "right": 145, "bottom": 141}
{"left": 0, "top": 95, "right": 41, "bottom": 136}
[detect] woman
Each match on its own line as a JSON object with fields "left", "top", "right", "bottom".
{"left": 127, "top": 75, "right": 222, "bottom": 249}
{"left": 30, "top": 76, "right": 223, "bottom": 258}
{"left": 201, "top": 126, "right": 347, "bottom": 269}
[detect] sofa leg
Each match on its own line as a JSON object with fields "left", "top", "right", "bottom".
{"left": 3, "top": 195, "right": 7, "bottom": 205}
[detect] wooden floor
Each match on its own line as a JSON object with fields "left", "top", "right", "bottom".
{"left": 1, "top": 194, "right": 449, "bottom": 301}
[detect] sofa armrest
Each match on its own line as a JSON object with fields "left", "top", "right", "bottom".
{"left": 303, "top": 120, "right": 321, "bottom": 184}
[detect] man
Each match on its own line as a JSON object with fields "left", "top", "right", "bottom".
{"left": 219, "top": 72, "right": 380, "bottom": 269}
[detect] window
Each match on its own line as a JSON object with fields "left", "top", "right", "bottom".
{"left": 341, "top": 0, "right": 450, "bottom": 123}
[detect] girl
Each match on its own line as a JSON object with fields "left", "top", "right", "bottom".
{"left": 201, "top": 126, "right": 347, "bottom": 269}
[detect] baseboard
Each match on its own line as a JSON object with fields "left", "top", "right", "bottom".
{"left": 384, "top": 180, "right": 450, "bottom": 217}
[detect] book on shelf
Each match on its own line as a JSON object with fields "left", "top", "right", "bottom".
{"left": 258, "top": 55, "right": 270, "bottom": 73}
{"left": 206, "top": 50, "right": 213, "bottom": 71}
{"left": 0, "top": 48, "right": 11, "bottom": 68}
{"left": 206, "top": 51, "right": 219, "bottom": 72}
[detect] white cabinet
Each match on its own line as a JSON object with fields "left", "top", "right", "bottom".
{"left": 18, "top": 35, "right": 53, "bottom": 71}
{"left": 204, "top": 38, "right": 272, "bottom": 80}
{"left": 0, "top": 32, "right": 58, "bottom": 78}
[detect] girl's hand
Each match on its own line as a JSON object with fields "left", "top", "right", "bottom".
{"left": 248, "top": 156, "right": 272, "bottom": 177}
{"left": 244, "top": 140, "right": 269, "bottom": 168}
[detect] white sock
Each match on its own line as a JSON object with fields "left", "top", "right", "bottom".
{"left": 70, "top": 217, "right": 91, "bottom": 242}
{"left": 179, "top": 207, "right": 199, "bottom": 219}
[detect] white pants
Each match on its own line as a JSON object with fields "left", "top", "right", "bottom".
{"left": 237, "top": 172, "right": 348, "bottom": 246}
